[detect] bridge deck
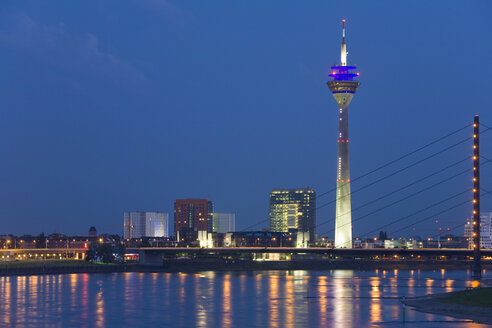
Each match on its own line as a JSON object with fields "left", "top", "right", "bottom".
{"left": 133, "top": 247, "right": 492, "bottom": 256}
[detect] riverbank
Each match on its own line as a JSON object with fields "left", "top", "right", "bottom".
{"left": 403, "top": 287, "right": 492, "bottom": 325}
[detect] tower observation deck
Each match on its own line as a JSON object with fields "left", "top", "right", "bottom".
{"left": 327, "top": 20, "right": 360, "bottom": 248}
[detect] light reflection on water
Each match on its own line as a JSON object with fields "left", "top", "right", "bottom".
{"left": 0, "top": 269, "right": 489, "bottom": 327}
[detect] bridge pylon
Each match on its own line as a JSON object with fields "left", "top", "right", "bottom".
{"left": 472, "top": 115, "right": 481, "bottom": 280}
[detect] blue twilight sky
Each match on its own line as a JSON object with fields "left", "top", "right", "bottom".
{"left": 1, "top": 1, "right": 491, "bottom": 238}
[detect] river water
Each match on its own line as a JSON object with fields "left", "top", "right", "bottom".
{"left": 0, "top": 269, "right": 489, "bottom": 327}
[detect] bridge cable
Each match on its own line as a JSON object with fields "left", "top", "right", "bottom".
{"left": 317, "top": 123, "right": 471, "bottom": 199}
{"left": 390, "top": 189, "right": 492, "bottom": 237}
{"left": 316, "top": 156, "right": 470, "bottom": 229}
{"left": 241, "top": 158, "right": 467, "bottom": 232}
{"left": 316, "top": 135, "right": 472, "bottom": 212}
{"left": 240, "top": 125, "right": 489, "bottom": 232}
{"left": 319, "top": 188, "right": 471, "bottom": 238}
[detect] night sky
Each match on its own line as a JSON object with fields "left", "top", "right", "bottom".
{"left": 1, "top": 1, "right": 491, "bottom": 238}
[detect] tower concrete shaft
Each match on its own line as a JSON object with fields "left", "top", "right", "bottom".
{"left": 334, "top": 100, "right": 352, "bottom": 247}
{"left": 327, "top": 20, "right": 360, "bottom": 248}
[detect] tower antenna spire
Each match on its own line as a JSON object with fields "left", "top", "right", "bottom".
{"left": 341, "top": 19, "right": 347, "bottom": 66}
{"left": 342, "top": 19, "right": 346, "bottom": 41}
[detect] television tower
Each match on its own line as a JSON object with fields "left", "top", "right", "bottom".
{"left": 327, "top": 20, "right": 360, "bottom": 248}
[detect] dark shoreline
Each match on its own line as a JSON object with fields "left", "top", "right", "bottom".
{"left": 403, "top": 291, "right": 492, "bottom": 325}
{"left": 0, "top": 259, "right": 490, "bottom": 276}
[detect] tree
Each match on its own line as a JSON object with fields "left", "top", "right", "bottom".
{"left": 115, "top": 243, "right": 126, "bottom": 263}
{"left": 85, "top": 244, "right": 97, "bottom": 262}
{"left": 96, "top": 243, "right": 114, "bottom": 263}
{"left": 138, "top": 237, "right": 150, "bottom": 248}
{"left": 36, "top": 232, "right": 46, "bottom": 249}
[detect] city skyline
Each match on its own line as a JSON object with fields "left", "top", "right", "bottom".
{"left": 0, "top": 1, "right": 491, "bottom": 237}
{"left": 1, "top": 3, "right": 491, "bottom": 327}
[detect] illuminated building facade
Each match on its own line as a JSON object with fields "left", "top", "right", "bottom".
{"left": 269, "top": 188, "right": 316, "bottom": 241}
{"left": 123, "top": 212, "right": 169, "bottom": 239}
{"left": 174, "top": 199, "right": 214, "bottom": 236}
{"left": 212, "top": 213, "right": 236, "bottom": 233}
{"left": 327, "top": 20, "right": 360, "bottom": 248}
{"left": 464, "top": 212, "right": 492, "bottom": 249}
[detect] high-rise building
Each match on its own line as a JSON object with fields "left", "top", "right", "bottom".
{"left": 174, "top": 199, "right": 214, "bottom": 236}
{"left": 123, "top": 212, "right": 169, "bottom": 239}
{"left": 269, "top": 188, "right": 316, "bottom": 241}
{"left": 212, "top": 213, "right": 236, "bottom": 233}
{"left": 464, "top": 213, "right": 492, "bottom": 249}
{"left": 327, "top": 20, "right": 360, "bottom": 248}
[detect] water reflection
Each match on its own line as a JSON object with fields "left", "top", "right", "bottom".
{"left": 268, "top": 275, "right": 279, "bottom": 328}
{"left": 285, "top": 275, "right": 294, "bottom": 328}
{"left": 81, "top": 273, "right": 89, "bottom": 323}
{"left": 426, "top": 278, "right": 435, "bottom": 294}
{"left": 1, "top": 277, "right": 11, "bottom": 326}
{"left": 407, "top": 274, "right": 416, "bottom": 297}
{"left": 254, "top": 273, "right": 263, "bottom": 327}
{"left": 95, "top": 281, "right": 105, "bottom": 328}
{"left": 333, "top": 270, "right": 354, "bottom": 328}
{"left": 369, "top": 278, "right": 382, "bottom": 324}
{"left": 222, "top": 274, "right": 232, "bottom": 327}
{"left": 0, "top": 270, "right": 489, "bottom": 328}
{"left": 318, "top": 276, "right": 328, "bottom": 327}
{"left": 445, "top": 279, "right": 454, "bottom": 293}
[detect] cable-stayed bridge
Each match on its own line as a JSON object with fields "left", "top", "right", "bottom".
{"left": 133, "top": 118, "right": 492, "bottom": 278}
{"left": 242, "top": 118, "right": 490, "bottom": 248}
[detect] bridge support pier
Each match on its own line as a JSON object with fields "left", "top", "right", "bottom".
{"left": 139, "top": 250, "right": 164, "bottom": 266}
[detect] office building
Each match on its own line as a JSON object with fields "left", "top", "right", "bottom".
{"left": 212, "top": 213, "right": 236, "bottom": 233}
{"left": 174, "top": 199, "right": 214, "bottom": 236}
{"left": 464, "top": 212, "right": 492, "bottom": 249}
{"left": 269, "top": 188, "right": 316, "bottom": 241}
{"left": 123, "top": 212, "right": 169, "bottom": 239}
